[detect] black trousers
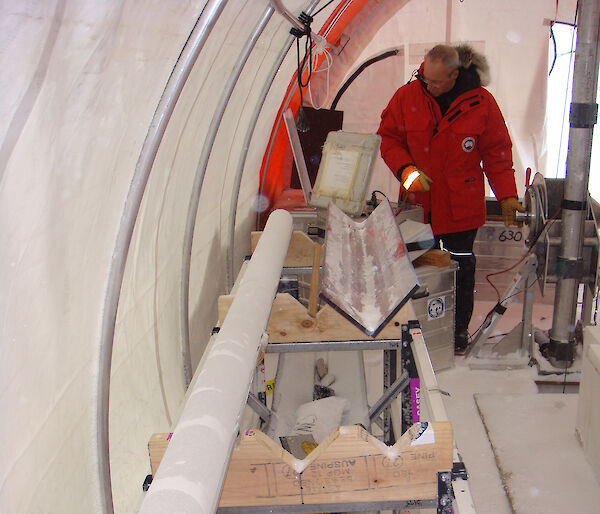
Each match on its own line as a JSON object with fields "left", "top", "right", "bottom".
{"left": 435, "top": 229, "right": 478, "bottom": 336}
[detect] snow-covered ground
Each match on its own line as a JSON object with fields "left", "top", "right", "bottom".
{"left": 436, "top": 299, "right": 599, "bottom": 514}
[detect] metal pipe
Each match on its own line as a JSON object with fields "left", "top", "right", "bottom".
{"left": 264, "top": 339, "right": 402, "bottom": 352}
{"left": 95, "top": 2, "right": 227, "bottom": 511}
{"left": 368, "top": 370, "right": 410, "bottom": 420}
{"left": 224, "top": 5, "right": 284, "bottom": 292}
{"left": 548, "top": 236, "right": 597, "bottom": 246}
{"left": 180, "top": 5, "right": 273, "bottom": 386}
{"left": 140, "top": 209, "right": 293, "bottom": 514}
{"left": 226, "top": 0, "right": 321, "bottom": 291}
{"left": 549, "top": 0, "right": 600, "bottom": 364}
{"left": 269, "top": 0, "right": 305, "bottom": 31}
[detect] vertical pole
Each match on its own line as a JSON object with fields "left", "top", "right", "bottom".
{"left": 520, "top": 264, "right": 535, "bottom": 356}
{"left": 549, "top": 0, "right": 600, "bottom": 365}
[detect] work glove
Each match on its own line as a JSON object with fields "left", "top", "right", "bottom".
{"left": 399, "top": 165, "right": 432, "bottom": 192}
{"left": 500, "top": 196, "right": 526, "bottom": 227}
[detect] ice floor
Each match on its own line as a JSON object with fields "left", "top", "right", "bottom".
{"left": 436, "top": 298, "right": 600, "bottom": 514}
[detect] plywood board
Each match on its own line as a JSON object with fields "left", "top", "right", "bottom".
{"left": 149, "top": 423, "right": 452, "bottom": 508}
{"left": 251, "top": 230, "right": 320, "bottom": 268}
{"left": 148, "top": 432, "right": 172, "bottom": 476}
{"left": 218, "top": 293, "right": 416, "bottom": 342}
{"left": 413, "top": 249, "right": 451, "bottom": 268}
{"left": 219, "top": 421, "right": 452, "bottom": 508}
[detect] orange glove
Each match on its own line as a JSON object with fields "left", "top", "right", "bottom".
{"left": 500, "top": 197, "right": 526, "bottom": 226}
{"left": 399, "top": 165, "right": 432, "bottom": 192}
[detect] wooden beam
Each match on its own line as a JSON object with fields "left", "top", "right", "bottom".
{"left": 251, "top": 230, "right": 321, "bottom": 268}
{"left": 150, "top": 422, "right": 453, "bottom": 508}
{"left": 307, "top": 243, "right": 322, "bottom": 317}
{"left": 413, "top": 249, "right": 451, "bottom": 268}
{"left": 148, "top": 433, "right": 172, "bottom": 476}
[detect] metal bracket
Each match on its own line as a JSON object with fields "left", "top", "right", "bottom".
{"left": 561, "top": 198, "right": 587, "bottom": 211}
{"left": 368, "top": 370, "right": 409, "bottom": 421}
{"left": 570, "top": 102, "right": 598, "bottom": 128}
{"left": 436, "top": 464, "right": 468, "bottom": 513}
{"left": 437, "top": 471, "right": 454, "bottom": 513}
{"left": 555, "top": 256, "right": 584, "bottom": 279}
{"left": 452, "top": 461, "right": 469, "bottom": 480}
{"left": 247, "top": 392, "right": 271, "bottom": 423}
{"left": 466, "top": 253, "right": 538, "bottom": 361}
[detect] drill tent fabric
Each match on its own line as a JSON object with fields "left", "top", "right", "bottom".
{"left": 0, "top": 1, "right": 578, "bottom": 513}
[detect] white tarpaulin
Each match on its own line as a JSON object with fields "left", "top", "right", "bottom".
{"left": 0, "top": 0, "right": 579, "bottom": 512}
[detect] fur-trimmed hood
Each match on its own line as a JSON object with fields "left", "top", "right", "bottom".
{"left": 455, "top": 44, "right": 490, "bottom": 86}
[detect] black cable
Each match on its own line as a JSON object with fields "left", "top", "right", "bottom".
{"left": 503, "top": 274, "right": 540, "bottom": 303}
{"left": 296, "top": 27, "right": 314, "bottom": 86}
{"left": 295, "top": 33, "right": 314, "bottom": 131}
{"left": 470, "top": 254, "right": 542, "bottom": 342}
{"left": 331, "top": 49, "right": 400, "bottom": 110}
{"left": 549, "top": 22, "right": 557, "bottom": 76}
{"left": 296, "top": 37, "right": 305, "bottom": 103}
{"left": 372, "top": 190, "right": 388, "bottom": 199}
{"left": 313, "top": 0, "right": 337, "bottom": 17}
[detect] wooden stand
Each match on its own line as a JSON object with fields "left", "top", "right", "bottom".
{"left": 148, "top": 421, "right": 453, "bottom": 509}
{"left": 147, "top": 230, "right": 460, "bottom": 512}
{"left": 218, "top": 292, "right": 412, "bottom": 343}
{"left": 251, "top": 230, "right": 321, "bottom": 268}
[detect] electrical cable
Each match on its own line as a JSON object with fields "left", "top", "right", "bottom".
{"left": 485, "top": 210, "right": 561, "bottom": 301}
{"left": 306, "top": 34, "right": 333, "bottom": 110}
{"left": 331, "top": 49, "right": 400, "bottom": 110}
{"left": 295, "top": 31, "right": 314, "bottom": 131}
{"left": 549, "top": 19, "right": 578, "bottom": 76}
{"left": 312, "top": 0, "right": 337, "bottom": 17}
{"left": 372, "top": 189, "right": 388, "bottom": 199}
{"left": 469, "top": 211, "right": 561, "bottom": 342}
{"left": 549, "top": 22, "right": 557, "bottom": 76}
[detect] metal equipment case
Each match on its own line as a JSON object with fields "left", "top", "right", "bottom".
{"left": 413, "top": 263, "right": 458, "bottom": 371}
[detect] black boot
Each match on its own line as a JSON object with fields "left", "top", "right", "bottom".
{"left": 454, "top": 329, "right": 470, "bottom": 354}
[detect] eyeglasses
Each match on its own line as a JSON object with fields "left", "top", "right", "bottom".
{"left": 416, "top": 73, "right": 448, "bottom": 87}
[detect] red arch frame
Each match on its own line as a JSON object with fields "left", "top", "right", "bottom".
{"left": 258, "top": 0, "right": 371, "bottom": 220}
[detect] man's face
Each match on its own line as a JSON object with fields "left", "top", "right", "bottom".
{"left": 422, "top": 57, "right": 459, "bottom": 97}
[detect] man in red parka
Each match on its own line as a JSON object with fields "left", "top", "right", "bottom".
{"left": 377, "top": 44, "right": 524, "bottom": 352}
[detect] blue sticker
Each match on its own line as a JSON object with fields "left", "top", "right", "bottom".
{"left": 427, "top": 297, "right": 445, "bottom": 319}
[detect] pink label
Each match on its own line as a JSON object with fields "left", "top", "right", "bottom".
{"left": 410, "top": 378, "right": 421, "bottom": 423}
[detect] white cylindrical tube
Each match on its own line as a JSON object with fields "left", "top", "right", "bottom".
{"left": 139, "top": 209, "right": 292, "bottom": 514}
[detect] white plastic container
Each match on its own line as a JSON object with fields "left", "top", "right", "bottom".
{"left": 309, "top": 131, "right": 381, "bottom": 216}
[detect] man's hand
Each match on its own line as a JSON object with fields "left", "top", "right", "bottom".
{"left": 500, "top": 197, "right": 526, "bottom": 226}
{"left": 400, "top": 165, "right": 432, "bottom": 192}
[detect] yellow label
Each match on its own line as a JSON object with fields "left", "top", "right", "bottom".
{"left": 265, "top": 379, "right": 275, "bottom": 395}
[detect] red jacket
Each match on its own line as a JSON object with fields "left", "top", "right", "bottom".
{"left": 377, "top": 79, "right": 517, "bottom": 235}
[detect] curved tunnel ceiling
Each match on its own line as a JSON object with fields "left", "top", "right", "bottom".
{"left": 0, "top": 1, "right": 578, "bottom": 513}
{"left": 259, "top": 0, "right": 409, "bottom": 215}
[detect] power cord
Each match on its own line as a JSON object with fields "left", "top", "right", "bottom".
{"left": 290, "top": 12, "right": 314, "bottom": 132}
{"left": 470, "top": 211, "right": 560, "bottom": 341}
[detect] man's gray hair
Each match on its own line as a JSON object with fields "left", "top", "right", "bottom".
{"left": 426, "top": 44, "right": 460, "bottom": 75}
